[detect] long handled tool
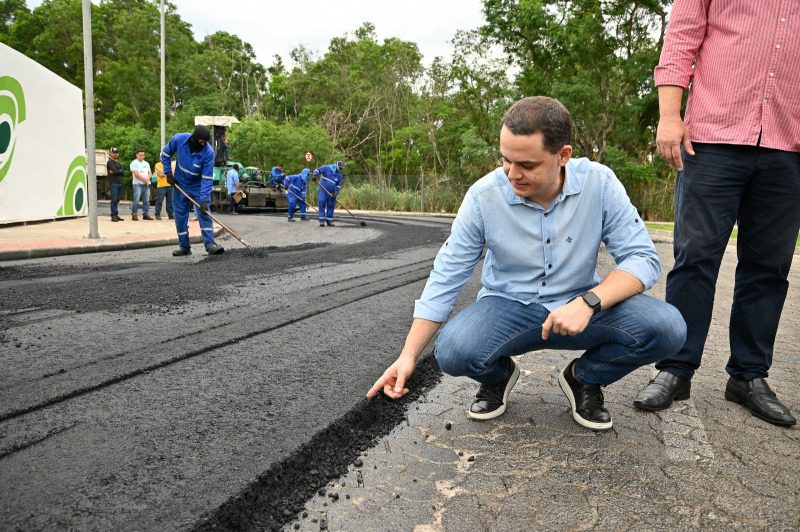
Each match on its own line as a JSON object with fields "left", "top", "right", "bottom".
{"left": 282, "top": 186, "right": 319, "bottom": 217}
{"left": 173, "top": 182, "right": 253, "bottom": 250}
{"left": 318, "top": 184, "right": 367, "bottom": 227}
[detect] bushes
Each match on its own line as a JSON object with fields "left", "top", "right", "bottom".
{"left": 336, "top": 182, "right": 463, "bottom": 213}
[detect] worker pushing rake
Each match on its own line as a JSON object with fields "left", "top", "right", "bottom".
{"left": 161, "top": 125, "right": 253, "bottom": 254}
{"left": 310, "top": 160, "right": 367, "bottom": 226}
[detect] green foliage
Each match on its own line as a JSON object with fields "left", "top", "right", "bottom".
{"left": 339, "top": 182, "right": 463, "bottom": 214}
{"left": 95, "top": 122, "right": 160, "bottom": 185}
{"left": 483, "top": 0, "right": 669, "bottom": 158}
{"left": 602, "top": 145, "right": 655, "bottom": 186}
{"left": 228, "top": 116, "right": 342, "bottom": 174}
{"left": 2, "top": 0, "right": 678, "bottom": 217}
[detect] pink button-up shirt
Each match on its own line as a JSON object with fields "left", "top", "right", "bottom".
{"left": 655, "top": 0, "right": 800, "bottom": 153}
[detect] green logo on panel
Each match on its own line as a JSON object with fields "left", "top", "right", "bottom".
{"left": 57, "top": 155, "right": 87, "bottom": 216}
{"left": 0, "top": 76, "right": 27, "bottom": 183}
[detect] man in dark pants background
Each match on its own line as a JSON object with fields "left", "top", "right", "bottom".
{"left": 106, "top": 147, "right": 124, "bottom": 222}
{"left": 634, "top": 0, "right": 799, "bottom": 427}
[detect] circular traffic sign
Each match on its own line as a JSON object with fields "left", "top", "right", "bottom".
{"left": 305, "top": 151, "right": 313, "bottom": 162}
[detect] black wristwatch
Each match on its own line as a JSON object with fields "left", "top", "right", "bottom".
{"left": 579, "top": 291, "right": 602, "bottom": 315}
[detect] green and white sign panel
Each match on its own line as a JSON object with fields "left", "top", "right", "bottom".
{"left": 0, "top": 43, "right": 87, "bottom": 224}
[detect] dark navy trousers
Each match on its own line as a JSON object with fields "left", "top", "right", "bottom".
{"left": 659, "top": 143, "right": 800, "bottom": 381}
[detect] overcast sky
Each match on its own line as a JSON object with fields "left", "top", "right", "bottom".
{"left": 26, "top": 0, "right": 488, "bottom": 68}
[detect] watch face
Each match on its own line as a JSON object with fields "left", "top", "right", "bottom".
{"left": 582, "top": 291, "right": 601, "bottom": 309}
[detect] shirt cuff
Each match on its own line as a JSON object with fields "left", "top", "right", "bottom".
{"left": 653, "top": 68, "right": 691, "bottom": 89}
{"left": 615, "top": 259, "right": 659, "bottom": 292}
{"left": 413, "top": 299, "right": 450, "bottom": 323}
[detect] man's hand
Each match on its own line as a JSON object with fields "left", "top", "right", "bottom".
{"left": 366, "top": 354, "right": 417, "bottom": 400}
{"left": 656, "top": 116, "right": 694, "bottom": 171}
{"left": 541, "top": 298, "right": 594, "bottom": 340}
{"left": 166, "top": 173, "right": 176, "bottom": 186}
{"left": 200, "top": 201, "right": 209, "bottom": 214}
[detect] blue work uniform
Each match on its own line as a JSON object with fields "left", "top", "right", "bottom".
{"left": 161, "top": 133, "right": 216, "bottom": 251}
{"left": 312, "top": 163, "right": 342, "bottom": 225}
{"left": 270, "top": 167, "right": 286, "bottom": 189}
{"left": 283, "top": 168, "right": 310, "bottom": 221}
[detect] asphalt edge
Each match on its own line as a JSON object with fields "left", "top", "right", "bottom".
{"left": 191, "top": 353, "right": 442, "bottom": 532}
{"left": 0, "top": 229, "right": 224, "bottom": 261}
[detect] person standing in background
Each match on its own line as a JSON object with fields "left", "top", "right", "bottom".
{"left": 226, "top": 164, "right": 241, "bottom": 214}
{"left": 130, "top": 149, "right": 153, "bottom": 221}
{"left": 106, "top": 147, "right": 125, "bottom": 222}
{"left": 153, "top": 160, "right": 175, "bottom": 221}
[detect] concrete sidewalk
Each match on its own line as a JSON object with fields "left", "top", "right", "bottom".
{"left": 0, "top": 214, "right": 222, "bottom": 261}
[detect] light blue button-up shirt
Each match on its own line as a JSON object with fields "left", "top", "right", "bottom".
{"left": 226, "top": 168, "right": 239, "bottom": 194}
{"left": 414, "top": 157, "right": 661, "bottom": 323}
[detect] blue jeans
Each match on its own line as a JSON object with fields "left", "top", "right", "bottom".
{"left": 435, "top": 295, "right": 686, "bottom": 386}
{"left": 155, "top": 186, "right": 173, "bottom": 217}
{"left": 132, "top": 184, "right": 150, "bottom": 215}
{"left": 110, "top": 182, "right": 123, "bottom": 217}
{"left": 661, "top": 144, "right": 800, "bottom": 381}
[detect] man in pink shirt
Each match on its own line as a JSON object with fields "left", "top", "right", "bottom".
{"left": 634, "top": 0, "right": 799, "bottom": 427}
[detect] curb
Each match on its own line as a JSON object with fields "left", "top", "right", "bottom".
{"left": 0, "top": 229, "right": 224, "bottom": 262}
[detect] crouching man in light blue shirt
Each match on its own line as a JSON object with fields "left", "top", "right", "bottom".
{"left": 367, "top": 96, "right": 686, "bottom": 431}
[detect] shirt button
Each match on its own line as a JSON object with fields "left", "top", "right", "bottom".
{"left": 548, "top": 264, "right": 553, "bottom": 269}
{"left": 769, "top": 72, "right": 775, "bottom": 77}
{"left": 763, "top": 99, "right": 769, "bottom": 104}
{"left": 543, "top": 212, "right": 549, "bottom": 217}
{"left": 542, "top": 281, "right": 547, "bottom": 286}
{"left": 780, "top": 17, "right": 786, "bottom": 22}
{"left": 775, "top": 44, "right": 781, "bottom": 49}
{"left": 546, "top": 238, "right": 551, "bottom": 244}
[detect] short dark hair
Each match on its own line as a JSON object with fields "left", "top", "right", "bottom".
{"left": 135, "top": 149, "right": 145, "bottom": 155}
{"left": 501, "top": 96, "right": 572, "bottom": 154}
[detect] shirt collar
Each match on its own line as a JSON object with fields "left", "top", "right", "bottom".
{"left": 500, "top": 159, "right": 583, "bottom": 207}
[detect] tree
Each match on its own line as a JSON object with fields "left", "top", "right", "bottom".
{"left": 180, "top": 31, "right": 267, "bottom": 119}
{"left": 227, "top": 116, "right": 342, "bottom": 174}
{"left": 4, "top": 0, "right": 85, "bottom": 86}
{"left": 0, "top": 0, "right": 28, "bottom": 43}
{"left": 481, "top": 0, "right": 670, "bottom": 161}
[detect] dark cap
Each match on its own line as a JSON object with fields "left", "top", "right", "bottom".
{"left": 191, "top": 125, "right": 211, "bottom": 142}
{"left": 110, "top": 147, "right": 119, "bottom": 153}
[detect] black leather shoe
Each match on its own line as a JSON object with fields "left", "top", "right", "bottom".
{"left": 725, "top": 377, "right": 796, "bottom": 427}
{"left": 558, "top": 359, "right": 612, "bottom": 430}
{"left": 633, "top": 371, "right": 691, "bottom": 411}
{"left": 172, "top": 247, "right": 191, "bottom": 256}
{"left": 468, "top": 359, "right": 519, "bottom": 420}
{"left": 206, "top": 244, "right": 225, "bottom": 255}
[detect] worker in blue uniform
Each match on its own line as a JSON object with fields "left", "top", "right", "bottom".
{"left": 161, "top": 125, "right": 224, "bottom": 256}
{"left": 312, "top": 161, "right": 344, "bottom": 226}
{"left": 283, "top": 168, "right": 310, "bottom": 222}
{"left": 270, "top": 164, "right": 286, "bottom": 189}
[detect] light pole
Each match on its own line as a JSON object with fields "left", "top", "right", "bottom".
{"left": 160, "top": 0, "right": 165, "bottom": 149}
{"left": 82, "top": 0, "right": 98, "bottom": 238}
